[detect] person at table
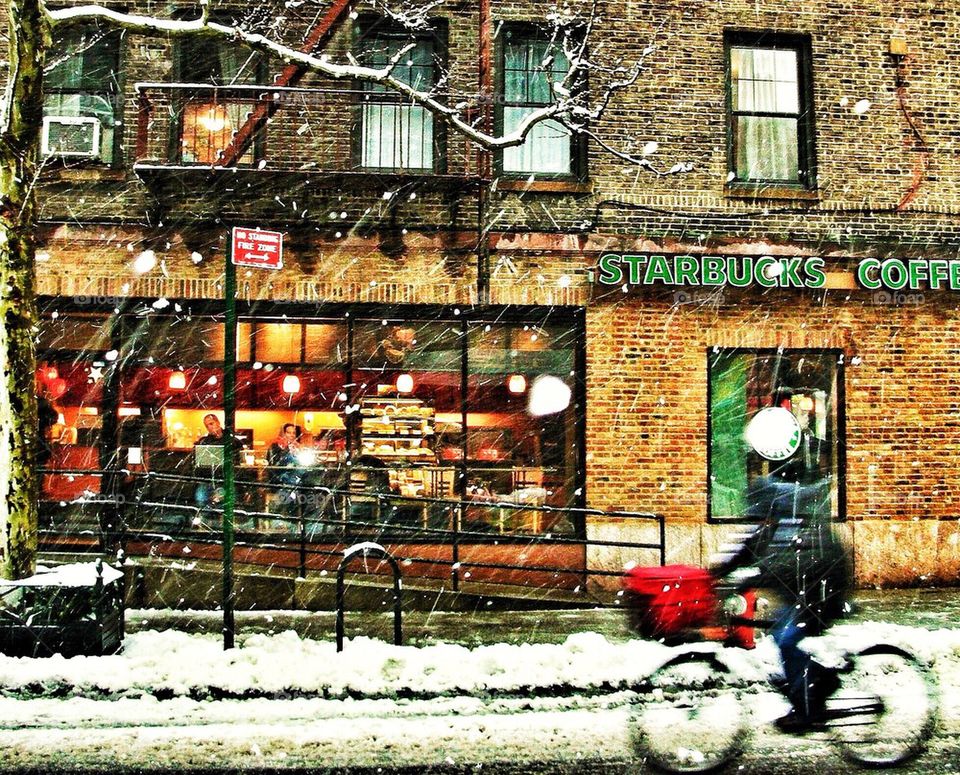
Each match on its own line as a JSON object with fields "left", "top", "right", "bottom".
{"left": 192, "top": 414, "right": 245, "bottom": 513}
{"left": 267, "top": 423, "right": 303, "bottom": 516}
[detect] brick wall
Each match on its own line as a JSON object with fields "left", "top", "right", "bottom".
{"left": 585, "top": 286, "right": 960, "bottom": 585}
{"left": 22, "top": 1, "right": 960, "bottom": 584}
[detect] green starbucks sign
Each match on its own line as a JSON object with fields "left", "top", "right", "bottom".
{"left": 595, "top": 254, "right": 960, "bottom": 292}
{"left": 596, "top": 254, "right": 826, "bottom": 289}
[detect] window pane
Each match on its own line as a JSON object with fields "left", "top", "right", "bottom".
{"left": 178, "top": 37, "right": 263, "bottom": 85}
{"left": 503, "top": 109, "right": 571, "bottom": 174}
{"left": 735, "top": 115, "right": 799, "bottom": 181}
{"left": 361, "top": 104, "right": 433, "bottom": 170}
{"left": 119, "top": 316, "right": 348, "bottom": 536}
{"left": 360, "top": 36, "right": 435, "bottom": 91}
{"left": 255, "top": 323, "right": 301, "bottom": 364}
{"left": 504, "top": 41, "right": 529, "bottom": 101}
{"left": 710, "top": 351, "right": 840, "bottom": 520}
{"left": 351, "top": 320, "right": 462, "bottom": 534}
{"left": 47, "top": 27, "right": 119, "bottom": 91}
{"left": 731, "top": 46, "right": 798, "bottom": 114}
{"left": 465, "top": 319, "right": 577, "bottom": 536}
{"left": 505, "top": 37, "right": 570, "bottom": 105}
{"left": 121, "top": 317, "right": 251, "bottom": 364}
{"left": 358, "top": 32, "right": 437, "bottom": 171}
{"left": 38, "top": 314, "right": 112, "bottom": 352}
{"left": 730, "top": 47, "right": 750, "bottom": 80}
{"left": 775, "top": 77, "right": 800, "bottom": 114}
{"left": 180, "top": 101, "right": 257, "bottom": 165}
{"left": 37, "top": 356, "right": 106, "bottom": 531}
{"left": 304, "top": 324, "right": 347, "bottom": 365}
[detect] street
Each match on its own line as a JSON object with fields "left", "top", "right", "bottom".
{"left": 2, "top": 592, "right": 959, "bottom": 775}
{"left": 0, "top": 686, "right": 957, "bottom": 773}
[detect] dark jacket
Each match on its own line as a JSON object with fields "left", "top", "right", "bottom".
{"left": 37, "top": 395, "right": 59, "bottom": 466}
{"left": 713, "top": 475, "right": 852, "bottom": 633}
{"left": 266, "top": 441, "right": 299, "bottom": 485}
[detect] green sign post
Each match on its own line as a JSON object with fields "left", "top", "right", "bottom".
{"left": 222, "top": 235, "right": 237, "bottom": 650}
{"left": 222, "top": 226, "right": 284, "bottom": 650}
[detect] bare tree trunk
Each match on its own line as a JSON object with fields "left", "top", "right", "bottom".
{"left": 0, "top": 0, "right": 47, "bottom": 580}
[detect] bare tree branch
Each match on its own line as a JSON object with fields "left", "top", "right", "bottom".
{"left": 45, "top": 3, "right": 570, "bottom": 150}
{"left": 44, "top": 0, "right": 671, "bottom": 168}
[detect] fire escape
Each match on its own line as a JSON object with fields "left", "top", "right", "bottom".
{"left": 133, "top": 0, "right": 494, "bottom": 296}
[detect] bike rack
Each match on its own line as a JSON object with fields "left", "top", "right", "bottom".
{"left": 335, "top": 542, "right": 403, "bottom": 652}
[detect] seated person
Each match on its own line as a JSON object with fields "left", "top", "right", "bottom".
{"left": 193, "top": 413, "right": 245, "bottom": 514}
{"left": 266, "top": 423, "right": 303, "bottom": 517}
{"left": 267, "top": 423, "right": 300, "bottom": 475}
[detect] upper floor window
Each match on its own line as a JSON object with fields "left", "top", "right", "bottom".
{"left": 176, "top": 35, "right": 265, "bottom": 86}
{"left": 43, "top": 25, "right": 121, "bottom": 164}
{"left": 174, "top": 32, "right": 266, "bottom": 165}
{"left": 726, "top": 33, "right": 815, "bottom": 187}
{"left": 498, "top": 24, "right": 582, "bottom": 179}
{"left": 355, "top": 20, "right": 444, "bottom": 172}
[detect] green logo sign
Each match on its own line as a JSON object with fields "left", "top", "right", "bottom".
{"left": 745, "top": 407, "right": 803, "bottom": 461}
{"left": 596, "top": 254, "right": 826, "bottom": 289}
{"left": 595, "top": 254, "right": 960, "bottom": 292}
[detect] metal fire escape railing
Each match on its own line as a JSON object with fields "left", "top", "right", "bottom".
{"left": 218, "top": 0, "right": 353, "bottom": 168}
{"left": 132, "top": 83, "right": 481, "bottom": 183}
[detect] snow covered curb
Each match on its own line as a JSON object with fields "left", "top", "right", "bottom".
{"left": 0, "top": 629, "right": 768, "bottom": 701}
{"left": 1, "top": 621, "right": 958, "bottom": 702}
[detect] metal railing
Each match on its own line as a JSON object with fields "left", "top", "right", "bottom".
{"left": 133, "top": 82, "right": 481, "bottom": 180}
{"left": 39, "top": 467, "right": 666, "bottom": 596}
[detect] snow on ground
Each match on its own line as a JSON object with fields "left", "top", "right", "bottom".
{"left": 0, "top": 620, "right": 957, "bottom": 771}
{"left": 0, "top": 619, "right": 958, "bottom": 703}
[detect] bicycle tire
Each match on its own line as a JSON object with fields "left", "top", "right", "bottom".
{"left": 627, "top": 650, "right": 747, "bottom": 774}
{"left": 829, "top": 643, "right": 937, "bottom": 768}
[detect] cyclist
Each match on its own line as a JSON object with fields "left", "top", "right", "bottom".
{"left": 712, "top": 467, "right": 852, "bottom": 732}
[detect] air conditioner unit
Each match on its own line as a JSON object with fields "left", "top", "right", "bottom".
{"left": 41, "top": 116, "right": 101, "bottom": 158}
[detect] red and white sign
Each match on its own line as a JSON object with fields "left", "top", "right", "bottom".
{"left": 231, "top": 227, "right": 283, "bottom": 270}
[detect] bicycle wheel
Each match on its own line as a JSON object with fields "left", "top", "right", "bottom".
{"left": 627, "top": 651, "right": 747, "bottom": 773}
{"left": 829, "top": 644, "right": 937, "bottom": 768}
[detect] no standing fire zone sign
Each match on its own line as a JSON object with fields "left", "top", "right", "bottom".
{"left": 231, "top": 227, "right": 284, "bottom": 270}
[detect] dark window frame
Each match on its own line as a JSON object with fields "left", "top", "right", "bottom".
{"left": 170, "top": 12, "right": 269, "bottom": 166}
{"left": 43, "top": 21, "right": 125, "bottom": 168}
{"left": 724, "top": 31, "right": 817, "bottom": 190}
{"left": 705, "top": 346, "right": 846, "bottom": 524}
{"left": 351, "top": 15, "right": 449, "bottom": 174}
{"left": 494, "top": 21, "right": 588, "bottom": 182}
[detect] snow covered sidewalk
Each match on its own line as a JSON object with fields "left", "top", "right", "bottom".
{"left": 1, "top": 621, "right": 960, "bottom": 773}
{"left": 2, "top": 620, "right": 958, "bottom": 703}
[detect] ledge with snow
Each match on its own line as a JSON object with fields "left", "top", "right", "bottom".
{"left": 0, "top": 560, "right": 125, "bottom": 658}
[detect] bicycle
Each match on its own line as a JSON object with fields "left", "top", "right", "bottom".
{"left": 622, "top": 565, "right": 938, "bottom": 773}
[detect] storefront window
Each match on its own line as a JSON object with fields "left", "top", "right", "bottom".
{"left": 115, "top": 315, "right": 349, "bottom": 534}
{"left": 351, "top": 319, "right": 462, "bottom": 531}
{"left": 37, "top": 313, "right": 116, "bottom": 529}
{"left": 709, "top": 349, "right": 843, "bottom": 521}
{"left": 37, "top": 306, "right": 585, "bottom": 541}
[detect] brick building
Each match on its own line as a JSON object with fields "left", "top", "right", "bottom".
{"left": 30, "top": 0, "right": 960, "bottom": 593}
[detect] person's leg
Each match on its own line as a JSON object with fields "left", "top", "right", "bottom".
{"left": 772, "top": 608, "right": 814, "bottom": 715}
{"left": 773, "top": 608, "right": 838, "bottom": 728}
